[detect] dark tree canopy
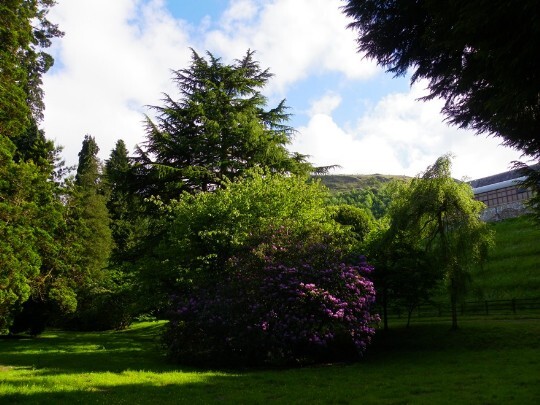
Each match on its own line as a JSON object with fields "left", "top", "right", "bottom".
{"left": 343, "top": 0, "right": 540, "bottom": 157}
{"left": 134, "top": 49, "right": 312, "bottom": 199}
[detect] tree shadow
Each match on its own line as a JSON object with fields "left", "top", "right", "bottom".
{"left": 0, "top": 322, "right": 187, "bottom": 375}
{"left": 1, "top": 378, "right": 245, "bottom": 404}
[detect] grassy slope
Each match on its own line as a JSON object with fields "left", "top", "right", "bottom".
{"left": 471, "top": 215, "right": 540, "bottom": 300}
{"left": 1, "top": 320, "right": 539, "bottom": 404}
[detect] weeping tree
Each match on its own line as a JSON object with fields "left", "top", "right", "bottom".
{"left": 388, "top": 155, "right": 493, "bottom": 330}
{"left": 133, "top": 49, "right": 312, "bottom": 200}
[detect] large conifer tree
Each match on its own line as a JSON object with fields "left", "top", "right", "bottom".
{"left": 134, "top": 49, "right": 311, "bottom": 200}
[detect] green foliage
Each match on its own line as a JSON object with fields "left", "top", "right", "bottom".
{"left": 155, "top": 171, "right": 379, "bottom": 366}
{"left": 366, "top": 222, "right": 441, "bottom": 329}
{"left": 138, "top": 171, "right": 345, "bottom": 308}
{"left": 58, "top": 136, "right": 114, "bottom": 330}
{"left": 332, "top": 204, "right": 374, "bottom": 243}
{"left": 104, "top": 139, "right": 145, "bottom": 263}
{"left": 0, "top": 136, "right": 47, "bottom": 332}
{"left": 328, "top": 180, "right": 401, "bottom": 219}
{"left": 343, "top": 0, "right": 540, "bottom": 157}
{"left": 134, "top": 49, "right": 312, "bottom": 200}
{"left": 387, "top": 155, "right": 494, "bottom": 329}
{"left": 0, "top": 0, "right": 62, "bottom": 139}
{"left": 512, "top": 161, "right": 540, "bottom": 225}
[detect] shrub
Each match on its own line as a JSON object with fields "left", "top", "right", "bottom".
{"left": 164, "top": 224, "right": 379, "bottom": 367}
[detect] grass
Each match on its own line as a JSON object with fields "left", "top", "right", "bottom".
{"left": 1, "top": 319, "right": 539, "bottom": 404}
{"left": 471, "top": 215, "right": 540, "bottom": 299}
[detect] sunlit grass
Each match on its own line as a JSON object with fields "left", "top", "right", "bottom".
{"left": 1, "top": 319, "right": 539, "bottom": 404}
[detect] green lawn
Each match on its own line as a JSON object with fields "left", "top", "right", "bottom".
{"left": 1, "top": 320, "right": 539, "bottom": 404}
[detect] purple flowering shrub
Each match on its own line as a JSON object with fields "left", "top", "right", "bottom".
{"left": 163, "top": 227, "right": 379, "bottom": 366}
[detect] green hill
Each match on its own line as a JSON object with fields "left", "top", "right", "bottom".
{"left": 315, "top": 174, "right": 410, "bottom": 192}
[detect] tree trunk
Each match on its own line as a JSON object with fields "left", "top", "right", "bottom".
{"left": 450, "top": 276, "right": 458, "bottom": 330}
{"left": 382, "top": 286, "right": 388, "bottom": 331}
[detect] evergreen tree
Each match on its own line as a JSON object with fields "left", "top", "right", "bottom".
{"left": 0, "top": 0, "right": 76, "bottom": 335}
{"left": 70, "top": 135, "right": 112, "bottom": 278}
{"left": 134, "top": 49, "right": 312, "bottom": 200}
{"left": 0, "top": 0, "right": 63, "bottom": 139}
{"left": 0, "top": 136, "right": 42, "bottom": 333}
{"left": 343, "top": 0, "right": 540, "bottom": 157}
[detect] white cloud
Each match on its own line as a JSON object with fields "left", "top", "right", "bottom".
{"left": 309, "top": 92, "right": 342, "bottom": 116}
{"left": 205, "top": 0, "right": 379, "bottom": 94}
{"left": 291, "top": 82, "right": 524, "bottom": 180}
{"left": 43, "top": 0, "right": 193, "bottom": 165}
{"left": 41, "top": 0, "right": 526, "bottom": 181}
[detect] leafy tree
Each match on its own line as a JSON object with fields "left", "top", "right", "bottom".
{"left": 343, "top": 0, "right": 540, "bottom": 157}
{"left": 387, "top": 155, "right": 493, "bottom": 329}
{"left": 366, "top": 222, "right": 440, "bottom": 330}
{"left": 134, "top": 49, "right": 312, "bottom": 200}
{"left": 137, "top": 171, "right": 345, "bottom": 309}
{"left": 333, "top": 204, "right": 374, "bottom": 243}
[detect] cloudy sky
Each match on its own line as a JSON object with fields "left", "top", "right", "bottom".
{"left": 42, "top": 0, "right": 525, "bottom": 180}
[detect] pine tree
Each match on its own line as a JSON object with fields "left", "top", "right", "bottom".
{"left": 134, "top": 49, "right": 312, "bottom": 200}
{"left": 70, "top": 135, "right": 112, "bottom": 278}
{"left": 104, "top": 140, "right": 140, "bottom": 262}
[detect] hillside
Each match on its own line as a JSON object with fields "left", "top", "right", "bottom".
{"left": 470, "top": 215, "right": 540, "bottom": 300}
{"left": 315, "top": 174, "right": 411, "bottom": 192}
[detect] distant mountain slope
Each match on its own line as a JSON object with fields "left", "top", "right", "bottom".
{"left": 315, "top": 174, "right": 411, "bottom": 192}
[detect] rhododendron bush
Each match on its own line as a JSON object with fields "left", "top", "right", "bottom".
{"left": 159, "top": 172, "right": 379, "bottom": 366}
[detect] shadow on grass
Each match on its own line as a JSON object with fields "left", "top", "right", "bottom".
{"left": 1, "top": 320, "right": 539, "bottom": 404}
{"left": 1, "top": 379, "right": 245, "bottom": 405}
{"left": 0, "top": 322, "right": 182, "bottom": 375}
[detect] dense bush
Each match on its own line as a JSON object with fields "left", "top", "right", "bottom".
{"left": 161, "top": 173, "right": 379, "bottom": 366}
{"left": 333, "top": 204, "right": 374, "bottom": 243}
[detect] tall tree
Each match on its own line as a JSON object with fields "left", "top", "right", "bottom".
{"left": 0, "top": 136, "right": 42, "bottom": 332}
{"left": 70, "top": 135, "right": 112, "bottom": 278}
{"left": 0, "top": 0, "right": 63, "bottom": 140}
{"left": 104, "top": 139, "right": 148, "bottom": 268}
{"left": 134, "top": 49, "right": 312, "bottom": 200}
{"left": 0, "top": 0, "right": 72, "bottom": 335}
{"left": 387, "top": 155, "right": 493, "bottom": 329}
{"left": 343, "top": 0, "right": 540, "bottom": 157}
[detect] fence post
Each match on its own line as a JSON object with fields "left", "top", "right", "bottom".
{"left": 485, "top": 300, "right": 489, "bottom": 315}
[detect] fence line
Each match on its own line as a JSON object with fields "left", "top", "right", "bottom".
{"left": 387, "top": 297, "right": 540, "bottom": 319}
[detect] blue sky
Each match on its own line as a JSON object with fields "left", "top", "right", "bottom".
{"left": 42, "top": 0, "right": 526, "bottom": 179}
